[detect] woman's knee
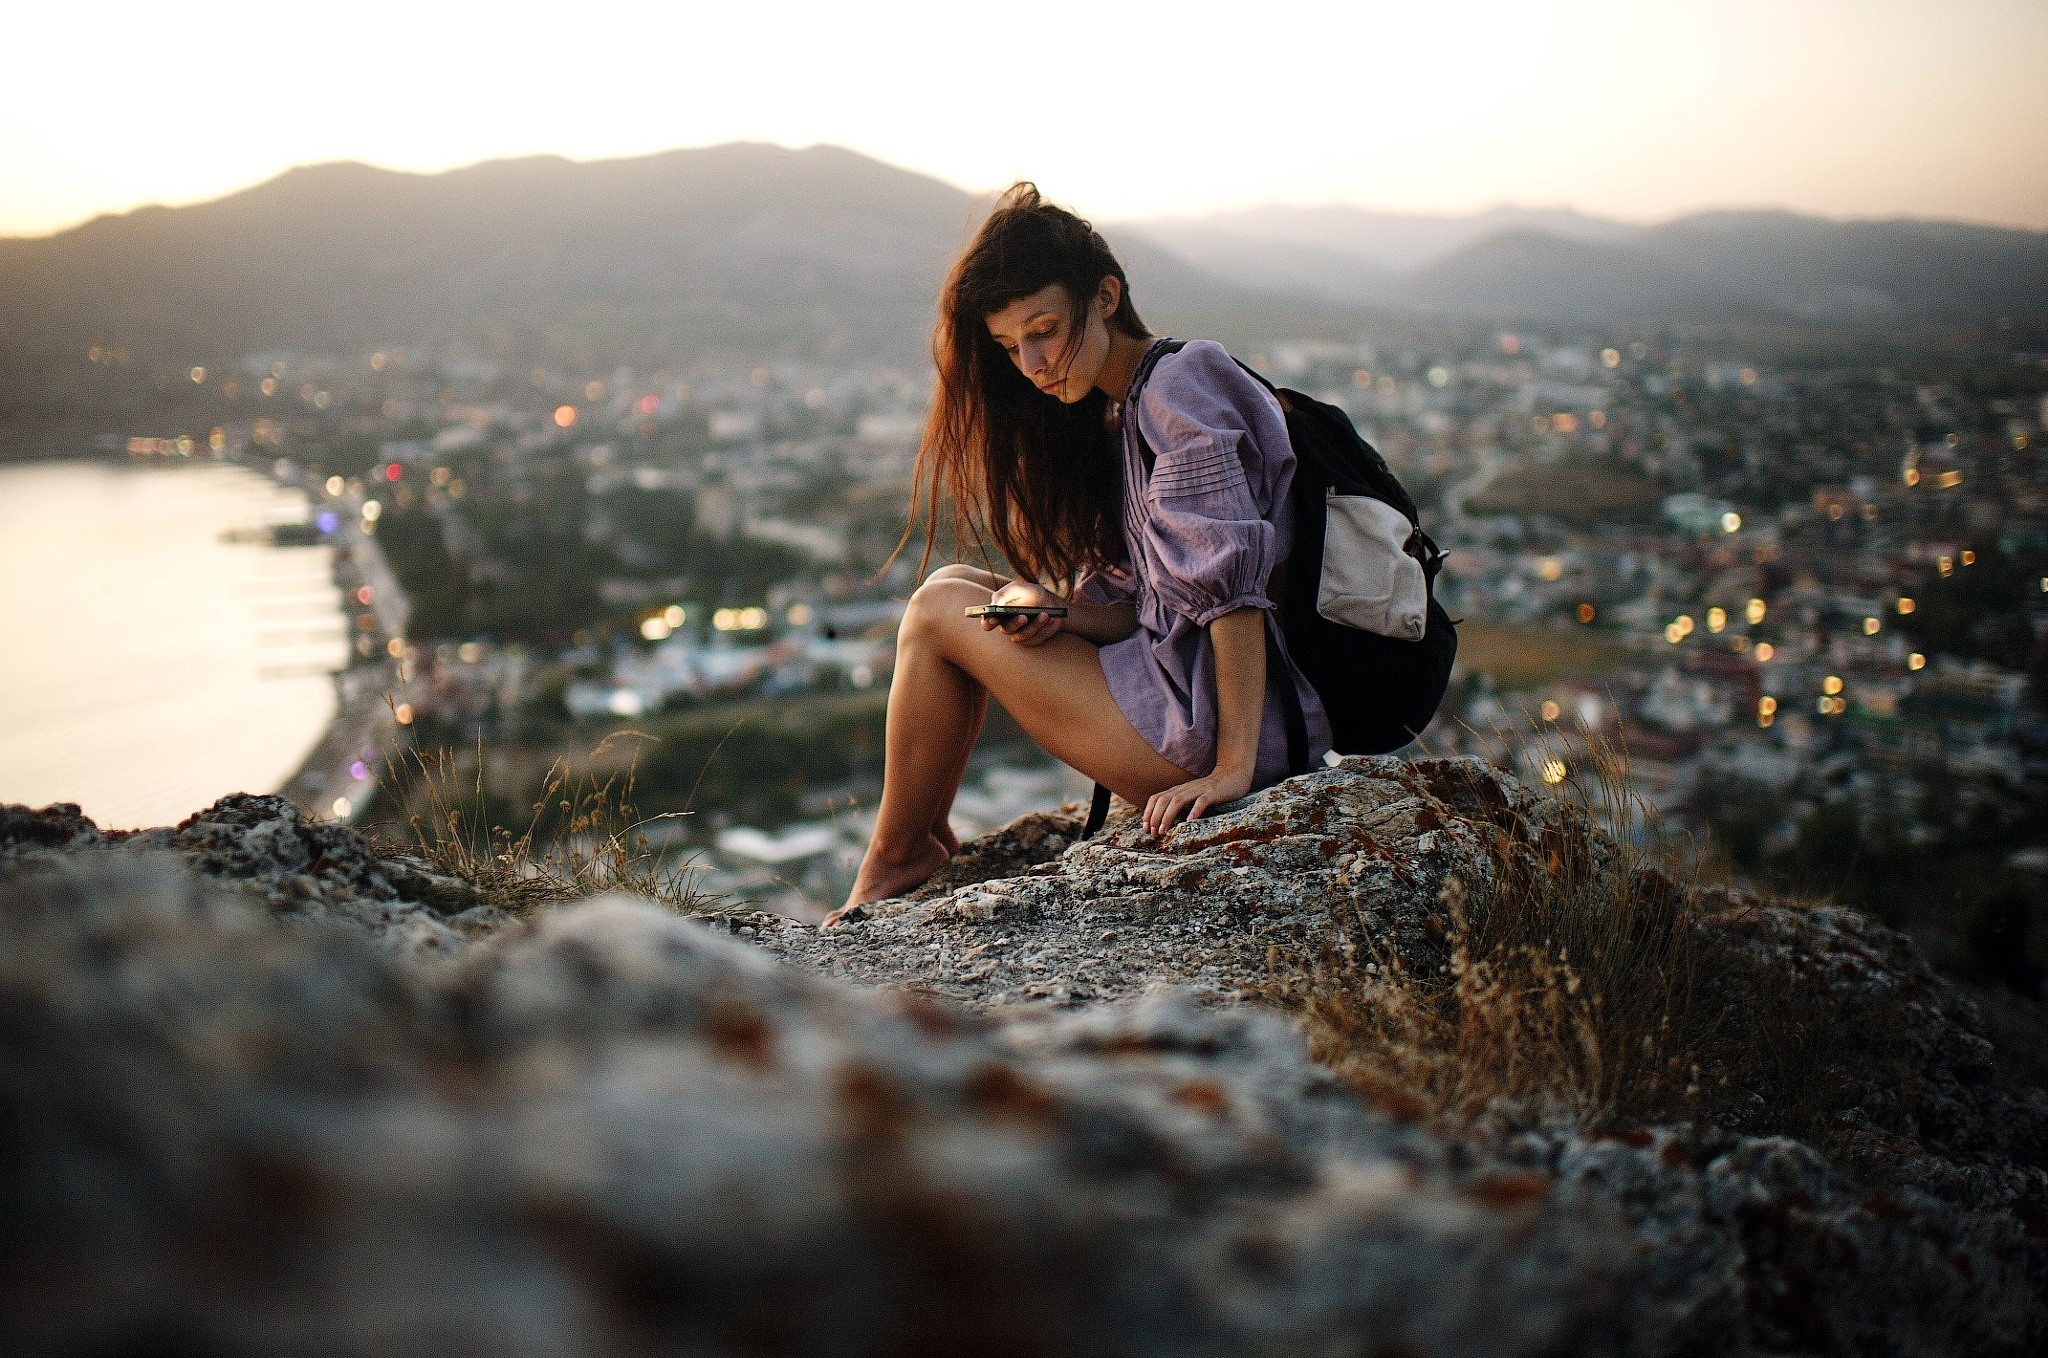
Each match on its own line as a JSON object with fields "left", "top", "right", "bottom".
{"left": 924, "top": 562, "right": 990, "bottom": 586}
{"left": 902, "top": 575, "right": 982, "bottom": 643}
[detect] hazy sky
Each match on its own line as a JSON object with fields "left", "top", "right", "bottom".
{"left": 5, "top": 0, "right": 2044, "bottom": 238}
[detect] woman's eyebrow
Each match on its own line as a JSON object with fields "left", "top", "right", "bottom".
{"left": 990, "top": 309, "right": 1060, "bottom": 339}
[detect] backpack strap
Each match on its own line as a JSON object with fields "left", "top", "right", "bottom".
{"left": 1125, "top": 337, "right": 1186, "bottom": 474}
{"left": 1082, "top": 781, "right": 1114, "bottom": 838}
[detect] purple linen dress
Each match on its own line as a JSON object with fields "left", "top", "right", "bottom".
{"left": 1078, "top": 339, "right": 1334, "bottom": 789}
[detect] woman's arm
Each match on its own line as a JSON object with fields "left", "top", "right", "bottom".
{"left": 985, "top": 579, "right": 1137, "bottom": 647}
{"left": 1206, "top": 607, "right": 1266, "bottom": 782}
{"left": 1142, "top": 606, "right": 1264, "bottom": 834}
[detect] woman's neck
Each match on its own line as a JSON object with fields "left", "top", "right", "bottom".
{"left": 1093, "top": 331, "right": 1155, "bottom": 404}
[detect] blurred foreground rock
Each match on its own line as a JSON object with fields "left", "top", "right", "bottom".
{"left": 1, "top": 764, "right": 2043, "bottom": 1356}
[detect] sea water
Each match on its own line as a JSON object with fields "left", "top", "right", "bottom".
{"left": 0, "top": 458, "right": 348, "bottom": 829}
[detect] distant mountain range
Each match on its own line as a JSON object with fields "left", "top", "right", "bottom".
{"left": 1125, "top": 203, "right": 2048, "bottom": 326}
{"left": 2, "top": 144, "right": 2043, "bottom": 399}
{"left": 0, "top": 145, "right": 1327, "bottom": 379}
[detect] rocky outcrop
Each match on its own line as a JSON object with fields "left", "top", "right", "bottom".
{"left": 1, "top": 760, "right": 2042, "bottom": 1356}
{"left": 755, "top": 758, "right": 1554, "bottom": 1007}
{"left": 0, "top": 793, "right": 513, "bottom": 950}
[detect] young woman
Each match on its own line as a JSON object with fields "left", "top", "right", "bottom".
{"left": 824, "top": 184, "right": 1332, "bottom": 926}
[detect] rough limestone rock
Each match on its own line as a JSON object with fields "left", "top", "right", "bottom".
{"left": 1, "top": 758, "right": 2043, "bottom": 1356}
{"left": 755, "top": 758, "right": 1544, "bottom": 1006}
{"left": 0, "top": 793, "right": 515, "bottom": 952}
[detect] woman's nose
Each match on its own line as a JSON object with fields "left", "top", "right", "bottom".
{"left": 1017, "top": 339, "right": 1048, "bottom": 376}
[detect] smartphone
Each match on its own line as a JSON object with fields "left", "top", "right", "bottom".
{"left": 965, "top": 603, "right": 1068, "bottom": 620}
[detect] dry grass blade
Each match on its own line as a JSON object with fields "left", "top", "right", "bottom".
{"left": 1277, "top": 724, "right": 1892, "bottom": 1147}
{"left": 373, "top": 725, "right": 718, "bottom": 918}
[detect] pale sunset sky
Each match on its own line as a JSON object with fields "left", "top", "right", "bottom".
{"left": 3, "top": 0, "right": 2044, "bottom": 238}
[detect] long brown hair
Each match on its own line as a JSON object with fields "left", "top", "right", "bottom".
{"left": 906, "top": 183, "right": 1150, "bottom": 586}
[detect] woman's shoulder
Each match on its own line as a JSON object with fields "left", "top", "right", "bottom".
{"left": 1138, "top": 339, "right": 1283, "bottom": 429}
{"left": 1151, "top": 338, "right": 1245, "bottom": 388}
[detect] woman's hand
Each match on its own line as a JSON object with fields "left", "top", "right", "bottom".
{"left": 1143, "top": 765, "right": 1254, "bottom": 836}
{"left": 1144, "top": 607, "right": 1265, "bottom": 835}
{"left": 983, "top": 580, "right": 1066, "bottom": 648}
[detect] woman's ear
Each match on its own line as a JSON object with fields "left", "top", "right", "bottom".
{"left": 1096, "top": 275, "right": 1122, "bottom": 319}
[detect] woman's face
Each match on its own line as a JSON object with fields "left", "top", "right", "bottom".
{"left": 985, "top": 280, "right": 1114, "bottom": 404}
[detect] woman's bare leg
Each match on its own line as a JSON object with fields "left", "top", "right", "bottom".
{"left": 931, "top": 688, "right": 985, "bottom": 856}
{"left": 919, "top": 565, "right": 1004, "bottom": 852}
{"left": 830, "top": 575, "right": 1189, "bottom": 924}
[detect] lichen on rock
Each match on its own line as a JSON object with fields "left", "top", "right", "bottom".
{"left": 1, "top": 757, "right": 2042, "bottom": 1356}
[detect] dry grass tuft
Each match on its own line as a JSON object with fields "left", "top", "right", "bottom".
{"left": 1276, "top": 732, "right": 1898, "bottom": 1145}
{"left": 375, "top": 729, "right": 716, "bottom": 917}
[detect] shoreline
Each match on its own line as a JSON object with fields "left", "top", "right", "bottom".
{"left": 243, "top": 454, "right": 416, "bottom": 826}
{"left": 0, "top": 453, "right": 368, "bottom": 828}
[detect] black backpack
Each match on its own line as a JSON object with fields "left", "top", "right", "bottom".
{"left": 1083, "top": 341, "right": 1458, "bottom": 833}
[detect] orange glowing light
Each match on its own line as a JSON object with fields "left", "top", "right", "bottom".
{"left": 1577, "top": 602, "right": 1596, "bottom": 624}
{"left": 553, "top": 405, "right": 577, "bottom": 428}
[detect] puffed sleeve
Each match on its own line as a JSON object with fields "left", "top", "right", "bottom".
{"left": 1134, "top": 343, "right": 1291, "bottom": 626}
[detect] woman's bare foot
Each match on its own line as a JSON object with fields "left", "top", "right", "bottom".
{"left": 822, "top": 832, "right": 950, "bottom": 928}
{"left": 933, "top": 819, "right": 961, "bottom": 856}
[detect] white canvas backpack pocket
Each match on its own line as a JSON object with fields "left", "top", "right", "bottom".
{"left": 1316, "top": 492, "right": 1430, "bottom": 641}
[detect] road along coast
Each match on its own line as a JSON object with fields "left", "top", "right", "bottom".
{"left": 256, "top": 457, "right": 417, "bottom": 825}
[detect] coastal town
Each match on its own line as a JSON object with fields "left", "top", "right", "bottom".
{"left": 109, "top": 326, "right": 2048, "bottom": 956}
